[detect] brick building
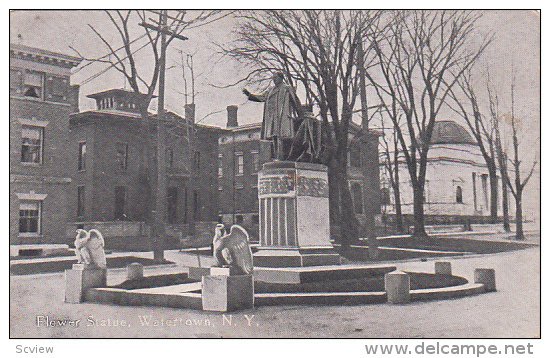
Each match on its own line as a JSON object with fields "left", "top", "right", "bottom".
{"left": 68, "top": 90, "right": 222, "bottom": 250}
{"left": 217, "top": 106, "right": 381, "bottom": 241}
{"left": 9, "top": 44, "right": 81, "bottom": 246}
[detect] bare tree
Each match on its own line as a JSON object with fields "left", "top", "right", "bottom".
{"left": 367, "top": 10, "right": 491, "bottom": 237}
{"left": 502, "top": 72, "right": 537, "bottom": 240}
{"left": 223, "top": 10, "right": 383, "bottom": 246}
{"left": 486, "top": 77, "right": 512, "bottom": 232}
{"left": 448, "top": 69, "right": 499, "bottom": 223}
{"left": 73, "top": 10, "right": 221, "bottom": 258}
{"left": 379, "top": 115, "right": 404, "bottom": 233}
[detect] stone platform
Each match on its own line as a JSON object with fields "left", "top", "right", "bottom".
{"left": 253, "top": 264, "right": 397, "bottom": 284}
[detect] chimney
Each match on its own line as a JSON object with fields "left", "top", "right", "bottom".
{"left": 226, "top": 105, "right": 238, "bottom": 127}
{"left": 185, "top": 103, "right": 196, "bottom": 123}
{"left": 69, "top": 84, "right": 80, "bottom": 113}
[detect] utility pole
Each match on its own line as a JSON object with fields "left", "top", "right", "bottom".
{"left": 177, "top": 49, "right": 197, "bottom": 248}
{"left": 140, "top": 10, "right": 188, "bottom": 261}
{"left": 357, "top": 39, "right": 369, "bottom": 130}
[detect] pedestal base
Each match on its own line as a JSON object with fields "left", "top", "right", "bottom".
{"left": 65, "top": 264, "right": 107, "bottom": 303}
{"left": 201, "top": 275, "right": 254, "bottom": 312}
{"left": 253, "top": 248, "right": 341, "bottom": 267}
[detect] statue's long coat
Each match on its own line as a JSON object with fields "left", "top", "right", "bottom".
{"left": 248, "top": 84, "right": 300, "bottom": 140}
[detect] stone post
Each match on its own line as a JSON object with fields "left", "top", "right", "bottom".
{"left": 201, "top": 273, "right": 254, "bottom": 312}
{"left": 127, "top": 263, "right": 144, "bottom": 280}
{"left": 385, "top": 271, "right": 410, "bottom": 304}
{"left": 65, "top": 264, "right": 107, "bottom": 303}
{"left": 474, "top": 268, "right": 496, "bottom": 292}
{"left": 368, "top": 237, "right": 379, "bottom": 260}
{"left": 435, "top": 261, "right": 452, "bottom": 275}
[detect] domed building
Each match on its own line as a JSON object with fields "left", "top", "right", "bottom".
{"left": 380, "top": 120, "right": 511, "bottom": 226}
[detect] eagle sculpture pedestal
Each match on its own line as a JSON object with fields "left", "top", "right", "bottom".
{"left": 254, "top": 161, "right": 341, "bottom": 267}
{"left": 201, "top": 273, "right": 254, "bottom": 312}
{"left": 65, "top": 264, "right": 107, "bottom": 303}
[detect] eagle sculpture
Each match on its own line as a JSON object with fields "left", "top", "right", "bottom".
{"left": 212, "top": 224, "right": 253, "bottom": 275}
{"left": 74, "top": 228, "right": 107, "bottom": 269}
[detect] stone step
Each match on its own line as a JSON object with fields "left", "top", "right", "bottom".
{"left": 254, "top": 264, "right": 397, "bottom": 284}
{"left": 132, "top": 282, "right": 202, "bottom": 294}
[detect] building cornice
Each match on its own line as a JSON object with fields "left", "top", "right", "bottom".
{"left": 10, "top": 43, "right": 81, "bottom": 68}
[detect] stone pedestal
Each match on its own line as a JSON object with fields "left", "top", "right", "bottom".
{"left": 368, "top": 237, "right": 380, "bottom": 260}
{"left": 385, "top": 271, "right": 410, "bottom": 304}
{"left": 201, "top": 274, "right": 254, "bottom": 312}
{"left": 254, "top": 161, "right": 340, "bottom": 267}
{"left": 435, "top": 261, "right": 452, "bottom": 275}
{"left": 65, "top": 264, "right": 107, "bottom": 303}
{"left": 127, "top": 263, "right": 144, "bottom": 280}
{"left": 189, "top": 267, "right": 212, "bottom": 280}
{"left": 474, "top": 268, "right": 496, "bottom": 292}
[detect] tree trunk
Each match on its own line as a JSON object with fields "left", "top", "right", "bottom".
{"left": 333, "top": 151, "right": 359, "bottom": 248}
{"left": 501, "top": 177, "right": 511, "bottom": 232}
{"left": 515, "top": 191, "right": 524, "bottom": 240}
{"left": 412, "top": 184, "right": 427, "bottom": 237}
{"left": 488, "top": 164, "right": 498, "bottom": 223}
{"left": 394, "top": 187, "right": 403, "bottom": 233}
{"left": 392, "top": 159, "right": 404, "bottom": 233}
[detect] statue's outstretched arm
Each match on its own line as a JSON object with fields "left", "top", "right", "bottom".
{"left": 244, "top": 88, "right": 268, "bottom": 102}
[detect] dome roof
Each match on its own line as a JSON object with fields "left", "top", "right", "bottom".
{"left": 431, "top": 120, "right": 477, "bottom": 145}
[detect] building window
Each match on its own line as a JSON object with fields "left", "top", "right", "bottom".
{"left": 10, "top": 69, "right": 23, "bottom": 95}
{"left": 236, "top": 215, "right": 244, "bottom": 225}
{"left": 350, "top": 182, "right": 364, "bottom": 214}
{"left": 456, "top": 186, "right": 463, "bottom": 204}
{"left": 235, "top": 182, "right": 244, "bottom": 190}
{"left": 166, "top": 148, "right": 174, "bottom": 168}
{"left": 77, "top": 186, "right": 86, "bottom": 218}
{"left": 116, "top": 142, "right": 128, "bottom": 170}
{"left": 19, "top": 201, "right": 41, "bottom": 234}
{"left": 23, "top": 71, "right": 44, "bottom": 99}
{"left": 194, "top": 151, "right": 201, "bottom": 170}
{"left": 236, "top": 153, "right": 244, "bottom": 175}
{"left": 21, "top": 126, "right": 43, "bottom": 164}
{"left": 218, "top": 154, "right": 223, "bottom": 177}
{"left": 114, "top": 186, "right": 127, "bottom": 220}
{"left": 46, "top": 75, "right": 69, "bottom": 102}
{"left": 78, "top": 141, "right": 86, "bottom": 171}
{"left": 167, "top": 187, "right": 178, "bottom": 224}
{"left": 349, "top": 144, "right": 361, "bottom": 168}
{"left": 252, "top": 214, "right": 259, "bottom": 224}
{"left": 252, "top": 151, "right": 260, "bottom": 173}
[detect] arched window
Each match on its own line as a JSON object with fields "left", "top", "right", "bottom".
{"left": 456, "top": 186, "right": 463, "bottom": 203}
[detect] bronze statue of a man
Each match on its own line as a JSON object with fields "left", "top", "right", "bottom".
{"left": 243, "top": 72, "right": 301, "bottom": 160}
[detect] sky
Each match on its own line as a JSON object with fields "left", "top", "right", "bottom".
{"left": 9, "top": 10, "right": 540, "bottom": 219}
